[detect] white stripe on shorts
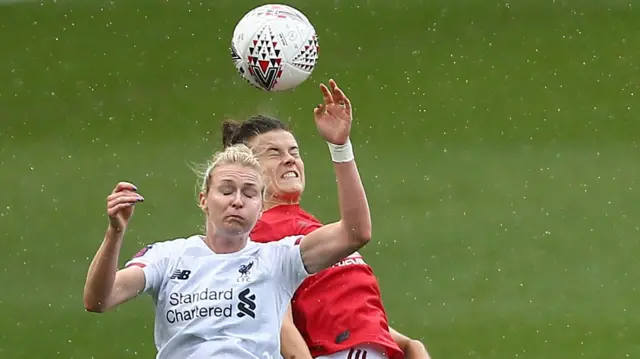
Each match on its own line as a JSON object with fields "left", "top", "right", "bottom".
{"left": 315, "top": 345, "right": 387, "bottom": 359}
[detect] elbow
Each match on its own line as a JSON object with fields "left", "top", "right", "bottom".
{"left": 83, "top": 296, "right": 106, "bottom": 313}
{"left": 84, "top": 302, "right": 105, "bottom": 313}
{"left": 351, "top": 226, "right": 372, "bottom": 247}
{"left": 410, "top": 339, "right": 425, "bottom": 350}
{"left": 84, "top": 304, "right": 105, "bottom": 313}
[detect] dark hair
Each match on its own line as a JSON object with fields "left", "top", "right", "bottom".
{"left": 221, "top": 115, "right": 290, "bottom": 148}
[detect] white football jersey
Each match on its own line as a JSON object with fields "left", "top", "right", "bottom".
{"left": 124, "top": 235, "right": 308, "bottom": 359}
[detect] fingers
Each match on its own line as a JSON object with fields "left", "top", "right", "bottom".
{"left": 319, "top": 83, "right": 333, "bottom": 105}
{"left": 107, "top": 188, "right": 144, "bottom": 215}
{"left": 326, "top": 79, "right": 351, "bottom": 109}
{"left": 113, "top": 181, "right": 138, "bottom": 194}
{"left": 333, "top": 87, "right": 351, "bottom": 110}
{"left": 314, "top": 103, "right": 326, "bottom": 116}
{"left": 108, "top": 192, "right": 143, "bottom": 207}
{"left": 329, "top": 79, "right": 338, "bottom": 92}
{"left": 108, "top": 202, "right": 136, "bottom": 217}
{"left": 317, "top": 79, "right": 352, "bottom": 115}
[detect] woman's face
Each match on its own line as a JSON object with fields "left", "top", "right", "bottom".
{"left": 249, "top": 130, "right": 305, "bottom": 202}
{"left": 199, "top": 163, "right": 264, "bottom": 237}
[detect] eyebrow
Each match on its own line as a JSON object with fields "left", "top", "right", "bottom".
{"left": 218, "top": 179, "right": 260, "bottom": 188}
{"left": 264, "top": 143, "right": 299, "bottom": 151}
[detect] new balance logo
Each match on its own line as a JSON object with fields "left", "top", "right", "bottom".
{"left": 237, "top": 288, "right": 256, "bottom": 318}
{"left": 169, "top": 269, "right": 191, "bottom": 280}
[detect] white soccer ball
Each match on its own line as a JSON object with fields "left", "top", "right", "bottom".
{"left": 231, "top": 4, "right": 319, "bottom": 92}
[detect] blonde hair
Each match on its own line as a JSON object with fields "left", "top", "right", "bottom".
{"left": 196, "top": 144, "right": 262, "bottom": 193}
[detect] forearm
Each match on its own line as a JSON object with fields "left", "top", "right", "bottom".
{"left": 83, "top": 227, "right": 124, "bottom": 312}
{"left": 280, "top": 322, "right": 313, "bottom": 359}
{"left": 403, "top": 339, "right": 430, "bottom": 359}
{"left": 332, "top": 154, "right": 371, "bottom": 242}
{"left": 390, "top": 327, "right": 430, "bottom": 359}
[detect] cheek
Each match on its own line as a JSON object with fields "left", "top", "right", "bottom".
{"left": 206, "top": 194, "right": 226, "bottom": 212}
{"left": 251, "top": 199, "right": 263, "bottom": 218}
{"left": 263, "top": 168, "right": 280, "bottom": 187}
{"left": 259, "top": 157, "right": 276, "bottom": 170}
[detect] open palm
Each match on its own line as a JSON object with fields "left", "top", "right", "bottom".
{"left": 313, "top": 79, "right": 352, "bottom": 145}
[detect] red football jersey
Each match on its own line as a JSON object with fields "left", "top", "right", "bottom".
{"left": 250, "top": 204, "right": 403, "bottom": 359}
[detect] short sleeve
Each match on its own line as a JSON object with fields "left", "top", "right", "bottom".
{"left": 124, "top": 242, "right": 171, "bottom": 296}
{"left": 270, "top": 235, "right": 310, "bottom": 296}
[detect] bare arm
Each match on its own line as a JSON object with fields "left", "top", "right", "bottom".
{"left": 390, "top": 327, "right": 431, "bottom": 359}
{"left": 83, "top": 227, "right": 146, "bottom": 313}
{"left": 280, "top": 304, "right": 313, "bottom": 359}
{"left": 300, "top": 80, "right": 372, "bottom": 274}
{"left": 84, "top": 182, "right": 146, "bottom": 313}
{"left": 300, "top": 159, "right": 371, "bottom": 274}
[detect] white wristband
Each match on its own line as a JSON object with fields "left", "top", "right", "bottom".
{"left": 327, "top": 139, "right": 354, "bottom": 163}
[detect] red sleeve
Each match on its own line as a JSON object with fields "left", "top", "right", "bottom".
{"left": 250, "top": 220, "right": 276, "bottom": 243}
{"left": 251, "top": 217, "right": 299, "bottom": 243}
{"left": 251, "top": 212, "right": 323, "bottom": 242}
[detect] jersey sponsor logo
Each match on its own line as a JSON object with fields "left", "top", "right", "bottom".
{"left": 164, "top": 287, "right": 258, "bottom": 324}
{"left": 166, "top": 302, "right": 233, "bottom": 323}
{"left": 237, "top": 288, "right": 257, "bottom": 318}
{"left": 237, "top": 261, "right": 253, "bottom": 282}
{"left": 169, "top": 269, "right": 191, "bottom": 280}
{"left": 333, "top": 253, "right": 366, "bottom": 268}
{"left": 166, "top": 289, "right": 234, "bottom": 323}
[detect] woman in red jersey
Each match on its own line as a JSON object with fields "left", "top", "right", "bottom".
{"left": 221, "top": 79, "right": 430, "bottom": 359}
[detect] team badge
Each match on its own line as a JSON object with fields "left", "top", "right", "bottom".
{"left": 238, "top": 261, "right": 254, "bottom": 282}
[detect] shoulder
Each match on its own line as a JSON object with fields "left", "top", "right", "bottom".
{"left": 146, "top": 236, "right": 195, "bottom": 253}
{"left": 299, "top": 208, "right": 323, "bottom": 223}
{"left": 251, "top": 215, "right": 298, "bottom": 243}
{"left": 252, "top": 207, "right": 323, "bottom": 242}
{"left": 125, "top": 235, "right": 199, "bottom": 267}
{"left": 250, "top": 218, "right": 278, "bottom": 242}
{"left": 295, "top": 208, "right": 323, "bottom": 234}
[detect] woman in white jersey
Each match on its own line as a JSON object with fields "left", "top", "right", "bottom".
{"left": 82, "top": 79, "right": 371, "bottom": 359}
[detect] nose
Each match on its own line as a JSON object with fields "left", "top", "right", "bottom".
{"left": 282, "top": 152, "right": 295, "bottom": 166}
{"left": 231, "top": 191, "right": 244, "bottom": 209}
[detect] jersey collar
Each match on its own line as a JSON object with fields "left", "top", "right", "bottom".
{"left": 265, "top": 203, "right": 302, "bottom": 215}
{"left": 197, "top": 235, "right": 258, "bottom": 256}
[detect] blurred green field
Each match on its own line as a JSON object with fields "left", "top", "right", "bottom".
{"left": 1, "top": 0, "right": 639, "bottom": 358}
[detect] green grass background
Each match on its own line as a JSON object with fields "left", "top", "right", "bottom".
{"left": 1, "top": 0, "right": 639, "bottom": 358}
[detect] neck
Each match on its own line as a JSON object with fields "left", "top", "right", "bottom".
{"left": 204, "top": 224, "right": 248, "bottom": 254}
{"left": 264, "top": 195, "right": 300, "bottom": 211}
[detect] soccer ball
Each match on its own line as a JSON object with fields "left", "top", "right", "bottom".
{"left": 230, "top": 4, "right": 319, "bottom": 92}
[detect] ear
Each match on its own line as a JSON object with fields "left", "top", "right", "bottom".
{"left": 198, "top": 191, "right": 207, "bottom": 213}
{"left": 258, "top": 195, "right": 264, "bottom": 217}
